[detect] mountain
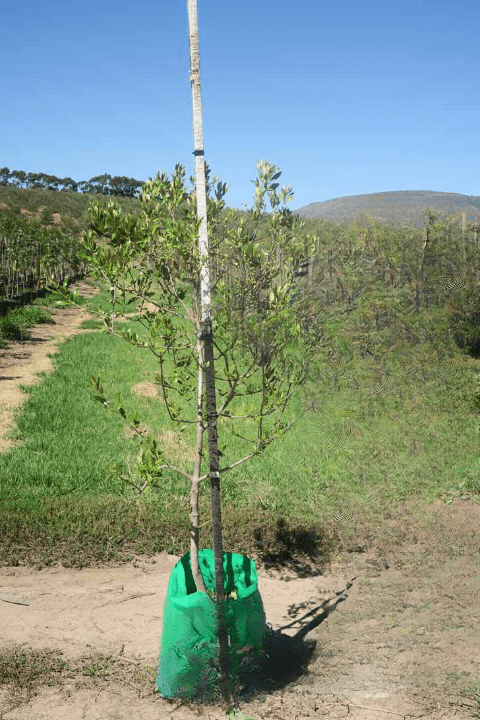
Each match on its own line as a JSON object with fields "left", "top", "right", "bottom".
{"left": 296, "top": 190, "right": 480, "bottom": 227}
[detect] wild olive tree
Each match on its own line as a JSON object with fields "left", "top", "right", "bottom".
{"left": 83, "top": 160, "right": 315, "bottom": 697}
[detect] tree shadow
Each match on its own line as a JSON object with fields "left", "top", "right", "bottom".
{"left": 241, "top": 629, "right": 317, "bottom": 694}
{"left": 254, "top": 517, "right": 334, "bottom": 577}
{"left": 238, "top": 576, "right": 355, "bottom": 698}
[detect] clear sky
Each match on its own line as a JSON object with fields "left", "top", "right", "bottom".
{"left": 1, "top": 0, "right": 479, "bottom": 210}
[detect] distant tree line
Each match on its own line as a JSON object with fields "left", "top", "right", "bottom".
{"left": 0, "top": 168, "right": 144, "bottom": 199}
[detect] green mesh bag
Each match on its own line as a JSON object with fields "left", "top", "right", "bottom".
{"left": 157, "top": 549, "right": 266, "bottom": 698}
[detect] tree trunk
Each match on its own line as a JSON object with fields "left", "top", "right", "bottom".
{"left": 202, "top": 316, "right": 230, "bottom": 703}
{"left": 186, "top": 0, "right": 230, "bottom": 703}
{"left": 190, "top": 333, "right": 207, "bottom": 594}
{"left": 417, "top": 214, "right": 432, "bottom": 311}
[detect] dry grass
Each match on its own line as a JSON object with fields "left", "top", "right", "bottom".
{"left": 158, "top": 428, "right": 195, "bottom": 467}
{"left": 131, "top": 382, "right": 158, "bottom": 398}
{"left": 0, "top": 646, "right": 157, "bottom": 709}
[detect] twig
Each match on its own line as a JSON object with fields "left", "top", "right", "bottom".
{"left": 167, "top": 701, "right": 185, "bottom": 714}
{"left": 112, "top": 655, "right": 140, "bottom": 666}
{"left": 95, "top": 591, "right": 156, "bottom": 608}
{"left": 345, "top": 704, "right": 405, "bottom": 717}
{"left": 443, "top": 592, "right": 467, "bottom": 609}
{"left": 122, "top": 678, "right": 142, "bottom": 692}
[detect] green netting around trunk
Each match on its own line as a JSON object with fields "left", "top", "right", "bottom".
{"left": 157, "top": 549, "right": 266, "bottom": 699}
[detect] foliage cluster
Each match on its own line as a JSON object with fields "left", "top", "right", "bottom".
{"left": 305, "top": 209, "right": 480, "bottom": 365}
{"left": 0, "top": 213, "right": 85, "bottom": 302}
{"left": 0, "top": 304, "right": 54, "bottom": 346}
{"left": 82, "top": 162, "right": 316, "bottom": 497}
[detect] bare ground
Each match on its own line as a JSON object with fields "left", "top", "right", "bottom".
{"left": 1, "top": 523, "right": 479, "bottom": 720}
{"left": 0, "top": 290, "right": 479, "bottom": 719}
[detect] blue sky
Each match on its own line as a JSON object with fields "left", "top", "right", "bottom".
{"left": 1, "top": 0, "right": 479, "bottom": 210}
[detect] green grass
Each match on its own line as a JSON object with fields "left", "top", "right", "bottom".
{"left": 222, "top": 352, "right": 480, "bottom": 525}
{"left": 33, "top": 284, "right": 89, "bottom": 309}
{"left": 1, "top": 286, "right": 480, "bottom": 567}
{"left": 0, "top": 331, "right": 141, "bottom": 496}
{"left": 79, "top": 317, "right": 104, "bottom": 329}
{"left": 0, "top": 305, "right": 54, "bottom": 344}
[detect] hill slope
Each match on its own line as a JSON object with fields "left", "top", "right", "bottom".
{"left": 0, "top": 185, "right": 140, "bottom": 230}
{"left": 296, "top": 190, "right": 480, "bottom": 227}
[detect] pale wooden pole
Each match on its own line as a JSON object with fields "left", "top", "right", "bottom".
{"left": 186, "top": 0, "right": 231, "bottom": 703}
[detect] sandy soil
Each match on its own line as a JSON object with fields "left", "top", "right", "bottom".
{"left": 1, "top": 527, "right": 479, "bottom": 720}
{"left": 0, "top": 289, "right": 479, "bottom": 719}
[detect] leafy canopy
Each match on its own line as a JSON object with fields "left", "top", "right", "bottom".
{"left": 82, "top": 161, "right": 317, "bottom": 492}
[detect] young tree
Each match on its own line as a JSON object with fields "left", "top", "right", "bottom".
{"left": 83, "top": 160, "right": 314, "bottom": 698}
{"left": 82, "top": 1, "right": 314, "bottom": 705}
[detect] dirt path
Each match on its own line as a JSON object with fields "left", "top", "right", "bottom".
{"left": 0, "top": 286, "right": 479, "bottom": 719}
{"left": 0, "top": 281, "right": 95, "bottom": 452}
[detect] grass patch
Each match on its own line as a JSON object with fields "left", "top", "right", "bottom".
{"left": 34, "top": 284, "right": 89, "bottom": 309}
{"left": 1, "top": 288, "right": 480, "bottom": 566}
{"left": 0, "top": 494, "right": 190, "bottom": 567}
{"left": 0, "top": 646, "right": 157, "bottom": 709}
{"left": 0, "top": 305, "right": 54, "bottom": 344}
{"left": 0, "top": 492, "right": 333, "bottom": 570}
{"left": 79, "top": 317, "right": 104, "bottom": 330}
{"left": 0, "top": 332, "right": 141, "bottom": 496}
{"left": 0, "top": 647, "right": 69, "bottom": 702}
{"left": 221, "top": 348, "right": 480, "bottom": 525}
